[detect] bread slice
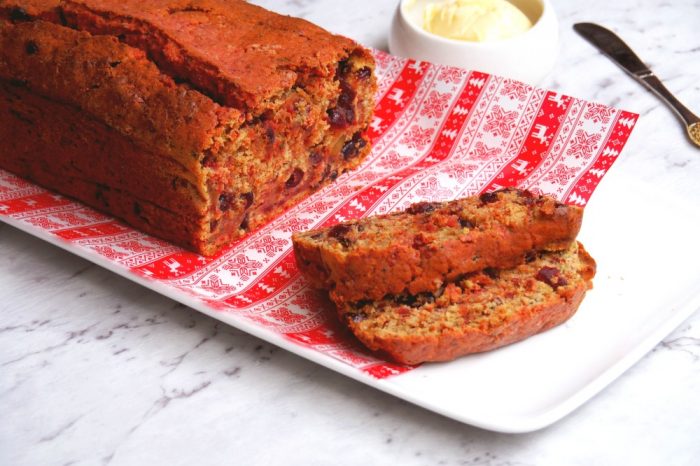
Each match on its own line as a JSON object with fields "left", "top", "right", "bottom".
{"left": 293, "top": 188, "right": 583, "bottom": 304}
{"left": 337, "top": 241, "right": 596, "bottom": 365}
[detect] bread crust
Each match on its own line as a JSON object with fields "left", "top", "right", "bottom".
{"left": 60, "top": 0, "right": 367, "bottom": 110}
{"left": 1, "top": 80, "right": 211, "bottom": 250}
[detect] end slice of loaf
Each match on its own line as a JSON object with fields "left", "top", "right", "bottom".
{"left": 0, "top": 0, "right": 376, "bottom": 255}
{"left": 292, "top": 188, "right": 583, "bottom": 304}
{"left": 338, "top": 241, "right": 596, "bottom": 365}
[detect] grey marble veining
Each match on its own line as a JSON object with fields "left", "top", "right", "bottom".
{"left": 1, "top": 1, "right": 700, "bottom": 464}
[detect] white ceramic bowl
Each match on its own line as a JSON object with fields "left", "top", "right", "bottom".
{"left": 388, "top": 0, "right": 559, "bottom": 85}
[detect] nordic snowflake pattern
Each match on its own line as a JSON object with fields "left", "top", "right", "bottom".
{"left": 420, "top": 91, "right": 451, "bottom": 119}
{"left": 483, "top": 105, "right": 518, "bottom": 138}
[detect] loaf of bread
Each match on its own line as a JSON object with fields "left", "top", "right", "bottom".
{"left": 292, "top": 188, "right": 583, "bottom": 304}
{"left": 0, "top": 0, "right": 376, "bottom": 255}
{"left": 339, "top": 241, "right": 596, "bottom": 365}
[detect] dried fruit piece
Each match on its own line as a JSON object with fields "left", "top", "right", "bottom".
{"left": 285, "top": 168, "right": 304, "bottom": 189}
{"left": 219, "top": 192, "right": 235, "bottom": 212}
{"left": 356, "top": 67, "right": 372, "bottom": 80}
{"left": 479, "top": 191, "right": 499, "bottom": 204}
{"left": 25, "top": 41, "right": 39, "bottom": 55}
{"left": 9, "top": 7, "right": 32, "bottom": 22}
{"left": 407, "top": 202, "right": 439, "bottom": 214}
{"left": 327, "top": 81, "right": 356, "bottom": 128}
{"left": 241, "top": 191, "right": 254, "bottom": 208}
{"left": 328, "top": 223, "right": 352, "bottom": 248}
{"left": 536, "top": 266, "right": 568, "bottom": 289}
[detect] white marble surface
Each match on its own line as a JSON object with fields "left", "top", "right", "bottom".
{"left": 1, "top": 0, "right": 699, "bottom": 464}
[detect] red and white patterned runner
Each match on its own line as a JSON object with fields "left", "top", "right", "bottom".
{"left": 0, "top": 50, "right": 638, "bottom": 378}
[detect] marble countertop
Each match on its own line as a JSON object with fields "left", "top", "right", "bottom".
{"left": 2, "top": 0, "right": 699, "bottom": 464}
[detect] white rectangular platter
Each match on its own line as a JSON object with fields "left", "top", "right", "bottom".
{"left": 5, "top": 51, "right": 693, "bottom": 432}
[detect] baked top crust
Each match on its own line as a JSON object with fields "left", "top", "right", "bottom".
{"left": 2, "top": 0, "right": 368, "bottom": 112}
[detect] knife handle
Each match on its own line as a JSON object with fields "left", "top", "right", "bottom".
{"left": 637, "top": 74, "right": 700, "bottom": 125}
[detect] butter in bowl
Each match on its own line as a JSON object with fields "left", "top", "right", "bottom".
{"left": 389, "top": 0, "right": 559, "bottom": 85}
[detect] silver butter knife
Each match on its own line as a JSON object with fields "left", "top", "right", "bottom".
{"left": 574, "top": 22, "right": 700, "bottom": 148}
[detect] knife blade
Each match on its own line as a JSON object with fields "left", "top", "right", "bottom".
{"left": 574, "top": 22, "right": 700, "bottom": 134}
{"left": 573, "top": 22, "right": 651, "bottom": 78}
